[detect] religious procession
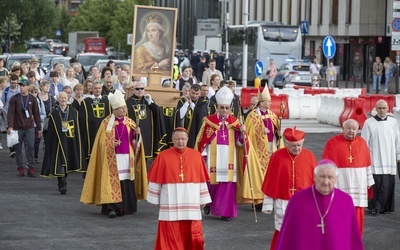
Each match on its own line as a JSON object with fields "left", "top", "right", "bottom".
{"left": 1, "top": 2, "right": 400, "bottom": 249}
{"left": 3, "top": 57, "right": 398, "bottom": 249}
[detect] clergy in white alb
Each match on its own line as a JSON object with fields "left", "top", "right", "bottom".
{"left": 361, "top": 100, "right": 400, "bottom": 215}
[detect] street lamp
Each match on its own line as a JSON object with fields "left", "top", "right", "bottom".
{"left": 7, "top": 0, "right": 11, "bottom": 53}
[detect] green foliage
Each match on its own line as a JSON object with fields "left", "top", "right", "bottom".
{"left": 69, "top": 0, "right": 151, "bottom": 55}
{"left": 56, "top": 6, "right": 72, "bottom": 43}
{"left": 0, "top": 13, "right": 22, "bottom": 41}
{"left": 0, "top": 0, "right": 152, "bottom": 53}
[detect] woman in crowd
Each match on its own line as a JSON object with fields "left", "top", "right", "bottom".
{"left": 83, "top": 79, "right": 94, "bottom": 98}
{"left": 71, "top": 84, "right": 84, "bottom": 110}
{"left": 63, "top": 67, "right": 79, "bottom": 90}
{"left": 207, "top": 74, "right": 221, "bottom": 99}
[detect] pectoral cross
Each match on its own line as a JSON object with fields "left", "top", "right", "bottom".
{"left": 179, "top": 171, "right": 184, "bottom": 182}
{"left": 179, "top": 156, "right": 184, "bottom": 181}
{"left": 114, "top": 139, "right": 121, "bottom": 146}
{"left": 317, "top": 218, "right": 325, "bottom": 234}
{"left": 348, "top": 154, "right": 353, "bottom": 163}
{"left": 290, "top": 186, "right": 296, "bottom": 195}
{"left": 221, "top": 130, "right": 227, "bottom": 141}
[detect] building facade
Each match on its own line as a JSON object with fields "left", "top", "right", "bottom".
{"left": 227, "top": 0, "right": 392, "bottom": 82}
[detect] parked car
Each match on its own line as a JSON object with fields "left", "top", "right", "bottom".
{"left": 49, "top": 42, "right": 69, "bottom": 56}
{"left": 94, "top": 59, "right": 130, "bottom": 73}
{"left": 273, "top": 60, "right": 313, "bottom": 88}
{"left": 76, "top": 53, "right": 108, "bottom": 72}
{"left": 45, "top": 39, "right": 63, "bottom": 47}
{"left": 26, "top": 41, "right": 50, "bottom": 55}
{"left": 106, "top": 47, "right": 126, "bottom": 59}
{"left": 50, "top": 56, "right": 72, "bottom": 70}
{"left": 40, "top": 54, "right": 62, "bottom": 73}
{"left": 5, "top": 53, "right": 35, "bottom": 70}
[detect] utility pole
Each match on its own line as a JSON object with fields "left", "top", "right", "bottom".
{"left": 242, "top": 0, "right": 248, "bottom": 87}
{"left": 7, "top": 0, "right": 11, "bottom": 53}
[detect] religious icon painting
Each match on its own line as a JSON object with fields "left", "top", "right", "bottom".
{"left": 131, "top": 5, "right": 178, "bottom": 81}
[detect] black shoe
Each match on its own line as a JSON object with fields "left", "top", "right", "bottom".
{"left": 108, "top": 211, "right": 116, "bottom": 218}
{"left": 255, "top": 204, "right": 263, "bottom": 212}
{"left": 59, "top": 187, "right": 67, "bottom": 195}
{"left": 10, "top": 152, "right": 15, "bottom": 158}
{"left": 371, "top": 209, "right": 379, "bottom": 216}
{"left": 221, "top": 216, "right": 231, "bottom": 221}
{"left": 203, "top": 205, "right": 210, "bottom": 215}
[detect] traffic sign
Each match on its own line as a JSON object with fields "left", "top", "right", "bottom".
{"left": 322, "top": 36, "right": 336, "bottom": 59}
{"left": 255, "top": 61, "right": 264, "bottom": 77}
{"left": 55, "top": 30, "right": 62, "bottom": 36}
{"left": 301, "top": 21, "right": 309, "bottom": 34}
{"left": 392, "top": 18, "right": 400, "bottom": 32}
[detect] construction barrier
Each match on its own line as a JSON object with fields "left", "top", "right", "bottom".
{"left": 339, "top": 97, "right": 368, "bottom": 129}
{"left": 317, "top": 95, "right": 345, "bottom": 126}
{"left": 270, "top": 94, "right": 289, "bottom": 119}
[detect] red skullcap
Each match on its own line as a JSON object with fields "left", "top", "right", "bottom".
{"left": 174, "top": 127, "right": 188, "bottom": 133}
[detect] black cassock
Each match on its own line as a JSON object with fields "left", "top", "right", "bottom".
{"left": 174, "top": 98, "right": 208, "bottom": 148}
{"left": 78, "top": 97, "right": 111, "bottom": 165}
{"left": 126, "top": 95, "right": 168, "bottom": 158}
{"left": 41, "top": 106, "right": 86, "bottom": 176}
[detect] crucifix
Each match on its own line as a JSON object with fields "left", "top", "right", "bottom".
{"left": 317, "top": 218, "right": 325, "bottom": 234}
{"left": 290, "top": 186, "right": 296, "bottom": 195}
{"left": 114, "top": 139, "right": 121, "bottom": 146}
{"left": 220, "top": 130, "right": 227, "bottom": 141}
{"left": 179, "top": 156, "right": 184, "bottom": 181}
{"left": 179, "top": 171, "right": 184, "bottom": 181}
{"left": 348, "top": 154, "right": 353, "bottom": 163}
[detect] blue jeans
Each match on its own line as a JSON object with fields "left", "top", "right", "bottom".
{"left": 372, "top": 75, "right": 382, "bottom": 91}
{"left": 384, "top": 73, "right": 390, "bottom": 90}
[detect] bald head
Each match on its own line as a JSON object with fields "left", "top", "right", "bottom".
{"left": 376, "top": 99, "right": 388, "bottom": 118}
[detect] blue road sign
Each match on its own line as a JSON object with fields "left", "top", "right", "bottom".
{"left": 392, "top": 18, "right": 400, "bottom": 32}
{"left": 301, "top": 21, "right": 309, "bottom": 34}
{"left": 322, "top": 36, "right": 336, "bottom": 59}
{"left": 255, "top": 61, "right": 264, "bottom": 77}
{"left": 56, "top": 30, "right": 62, "bottom": 36}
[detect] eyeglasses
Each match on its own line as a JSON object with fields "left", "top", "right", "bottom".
{"left": 135, "top": 88, "right": 144, "bottom": 90}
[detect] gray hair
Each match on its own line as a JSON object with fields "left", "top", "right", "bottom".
{"left": 314, "top": 160, "right": 339, "bottom": 177}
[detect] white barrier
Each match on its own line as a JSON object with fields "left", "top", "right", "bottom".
{"left": 317, "top": 95, "right": 345, "bottom": 126}
{"left": 334, "top": 88, "right": 362, "bottom": 97}
{"left": 274, "top": 88, "right": 305, "bottom": 96}
{"left": 393, "top": 107, "right": 400, "bottom": 126}
{"left": 395, "top": 94, "right": 400, "bottom": 108}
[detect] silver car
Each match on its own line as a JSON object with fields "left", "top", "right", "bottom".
{"left": 274, "top": 60, "right": 313, "bottom": 88}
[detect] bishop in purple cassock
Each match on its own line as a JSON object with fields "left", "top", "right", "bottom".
{"left": 276, "top": 159, "right": 364, "bottom": 250}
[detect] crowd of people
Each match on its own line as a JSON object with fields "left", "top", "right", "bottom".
{"left": 0, "top": 53, "right": 399, "bottom": 250}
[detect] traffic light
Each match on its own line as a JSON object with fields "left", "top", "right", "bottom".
{"left": 240, "top": 29, "right": 248, "bottom": 44}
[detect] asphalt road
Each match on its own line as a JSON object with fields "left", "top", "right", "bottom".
{"left": 0, "top": 122, "right": 399, "bottom": 250}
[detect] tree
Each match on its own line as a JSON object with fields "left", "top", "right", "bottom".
{"left": 69, "top": 0, "right": 151, "bottom": 55}
{"left": 108, "top": 0, "right": 151, "bottom": 55}
{"left": 55, "top": 6, "right": 72, "bottom": 43}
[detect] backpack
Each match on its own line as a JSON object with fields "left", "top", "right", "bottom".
{"left": 3, "top": 86, "right": 10, "bottom": 102}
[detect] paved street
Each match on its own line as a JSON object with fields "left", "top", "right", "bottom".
{"left": 0, "top": 121, "right": 399, "bottom": 249}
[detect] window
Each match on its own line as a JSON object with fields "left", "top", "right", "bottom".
{"left": 310, "top": 40, "right": 315, "bottom": 56}
{"left": 332, "top": 0, "right": 338, "bottom": 25}
{"left": 346, "top": 0, "right": 352, "bottom": 24}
